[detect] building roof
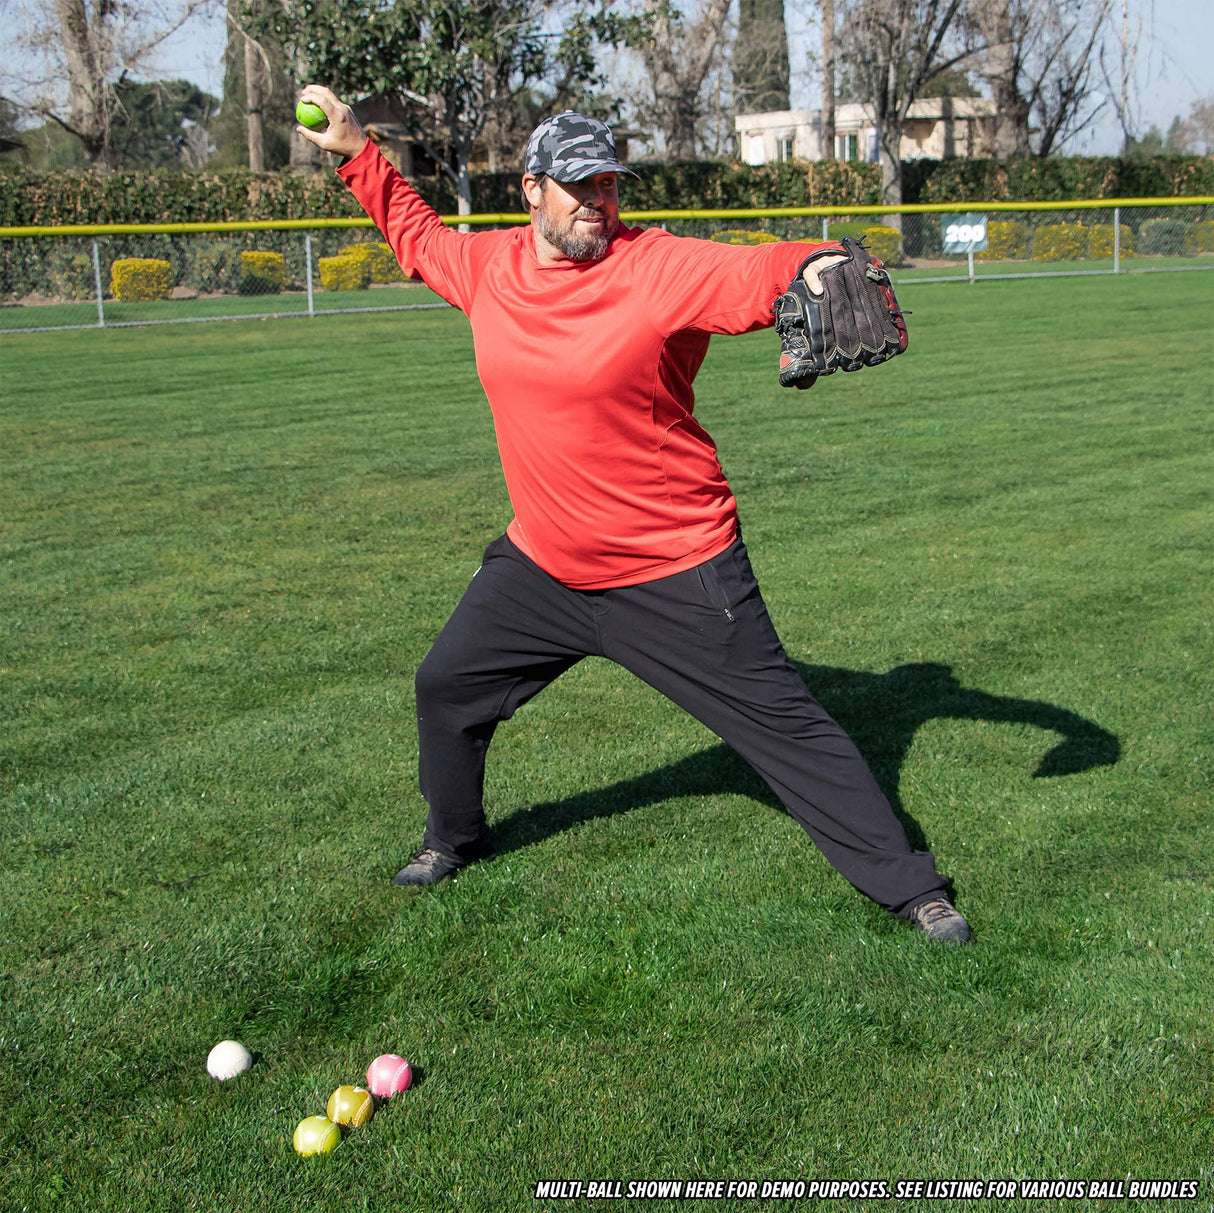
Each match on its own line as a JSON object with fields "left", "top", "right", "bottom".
{"left": 735, "top": 97, "right": 996, "bottom": 131}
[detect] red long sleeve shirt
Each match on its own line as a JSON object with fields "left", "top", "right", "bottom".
{"left": 339, "top": 140, "right": 828, "bottom": 590}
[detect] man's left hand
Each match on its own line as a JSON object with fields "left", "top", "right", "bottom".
{"left": 776, "top": 238, "right": 909, "bottom": 389}
{"left": 800, "top": 253, "right": 848, "bottom": 295}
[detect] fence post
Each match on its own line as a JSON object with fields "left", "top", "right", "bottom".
{"left": 822, "top": 218, "right": 829, "bottom": 240}
{"left": 91, "top": 238, "right": 105, "bottom": 328}
{"left": 305, "top": 233, "right": 315, "bottom": 318}
{"left": 1113, "top": 206, "right": 1121, "bottom": 274}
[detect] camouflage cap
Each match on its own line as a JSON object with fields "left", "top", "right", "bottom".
{"left": 524, "top": 111, "right": 639, "bottom": 183}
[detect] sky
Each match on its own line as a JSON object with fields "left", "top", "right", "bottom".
{"left": 155, "top": 0, "right": 1213, "bottom": 157}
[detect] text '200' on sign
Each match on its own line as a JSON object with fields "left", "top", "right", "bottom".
{"left": 942, "top": 215, "right": 988, "bottom": 252}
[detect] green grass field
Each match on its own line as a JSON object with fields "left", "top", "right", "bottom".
{"left": 1, "top": 255, "right": 1209, "bottom": 332}
{"left": 2, "top": 273, "right": 1212, "bottom": 1213}
{"left": 894, "top": 257, "right": 1214, "bottom": 281}
{"left": 0, "top": 281, "right": 450, "bottom": 332}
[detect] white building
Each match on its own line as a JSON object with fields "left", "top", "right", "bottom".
{"left": 735, "top": 98, "right": 997, "bottom": 166}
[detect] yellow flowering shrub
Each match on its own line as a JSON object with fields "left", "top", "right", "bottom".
{"left": 978, "top": 220, "right": 1030, "bottom": 261}
{"left": 110, "top": 258, "right": 173, "bottom": 302}
{"left": 318, "top": 254, "right": 372, "bottom": 292}
{"left": 1185, "top": 220, "right": 1214, "bottom": 255}
{"left": 709, "top": 229, "right": 779, "bottom": 245}
{"left": 240, "top": 251, "right": 287, "bottom": 294}
{"left": 1087, "top": 224, "right": 1133, "bottom": 259}
{"left": 338, "top": 242, "right": 404, "bottom": 283}
{"left": 1030, "top": 224, "right": 1087, "bottom": 262}
{"left": 858, "top": 225, "right": 901, "bottom": 263}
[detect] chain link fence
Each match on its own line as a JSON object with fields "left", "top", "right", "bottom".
{"left": 0, "top": 226, "right": 455, "bottom": 334}
{"left": 664, "top": 200, "right": 1214, "bottom": 282}
{"left": 2, "top": 201, "right": 1210, "bottom": 335}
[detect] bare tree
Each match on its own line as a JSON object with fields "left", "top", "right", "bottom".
{"left": 478, "top": 6, "right": 629, "bottom": 173}
{"left": 975, "top": 0, "right": 1113, "bottom": 157}
{"left": 974, "top": 0, "right": 1030, "bottom": 156}
{"left": 635, "top": 0, "right": 734, "bottom": 160}
{"left": 1177, "top": 97, "right": 1214, "bottom": 155}
{"left": 1098, "top": 0, "right": 1143, "bottom": 152}
{"left": 821, "top": 0, "right": 836, "bottom": 158}
{"left": 1024, "top": 0, "right": 1112, "bottom": 155}
{"left": 840, "top": 0, "right": 974, "bottom": 208}
{"left": 3, "top": 0, "right": 213, "bottom": 165}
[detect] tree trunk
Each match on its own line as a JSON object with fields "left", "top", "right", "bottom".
{"left": 484, "top": 122, "right": 506, "bottom": 173}
{"left": 881, "top": 59, "right": 903, "bottom": 222}
{"left": 822, "top": 0, "right": 836, "bottom": 158}
{"left": 480, "top": 57, "right": 517, "bottom": 173}
{"left": 289, "top": 126, "right": 328, "bottom": 174}
{"left": 453, "top": 113, "right": 474, "bottom": 225}
{"left": 978, "top": 0, "right": 1031, "bottom": 157}
{"left": 641, "top": 0, "right": 732, "bottom": 161}
{"left": 734, "top": 0, "right": 791, "bottom": 113}
{"left": 457, "top": 160, "right": 473, "bottom": 216}
{"left": 843, "top": 0, "right": 968, "bottom": 222}
{"left": 51, "top": 0, "right": 109, "bottom": 162}
{"left": 244, "top": 35, "right": 265, "bottom": 172}
{"left": 666, "top": 91, "right": 701, "bottom": 161}
{"left": 880, "top": 130, "right": 904, "bottom": 229}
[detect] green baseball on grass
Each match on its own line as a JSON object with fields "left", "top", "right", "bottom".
{"left": 293, "top": 1115, "right": 340, "bottom": 1157}
{"left": 295, "top": 101, "right": 328, "bottom": 130}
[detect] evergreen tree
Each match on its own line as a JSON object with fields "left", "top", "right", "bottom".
{"left": 734, "top": 0, "right": 790, "bottom": 113}
{"left": 108, "top": 79, "right": 219, "bottom": 168}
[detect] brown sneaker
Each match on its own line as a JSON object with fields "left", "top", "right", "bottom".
{"left": 392, "top": 847, "right": 467, "bottom": 887}
{"left": 909, "top": 897, "right": 971, "bottom": 944}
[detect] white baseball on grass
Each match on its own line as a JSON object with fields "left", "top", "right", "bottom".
{"left": 206, "top": 1039, "right": 253, "bottom": 1080}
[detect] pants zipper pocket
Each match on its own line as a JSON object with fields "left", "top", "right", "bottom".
{"left": 698, "top": 563, "right": 736, "bottom": 623}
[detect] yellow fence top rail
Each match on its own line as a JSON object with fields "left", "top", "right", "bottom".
{"left": 1, "top": 196, "right": 1209, "bottom": 238}
{"left": 635, "top": 196, "right": 1214, "bottom": 220}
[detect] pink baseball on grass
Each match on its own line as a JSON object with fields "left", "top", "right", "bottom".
{"left": 367, "top": 1053, "right": 413, "bottom": 1098}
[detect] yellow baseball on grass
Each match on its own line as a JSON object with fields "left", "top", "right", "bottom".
{"left": 326, "top": 1084, "right": 374, "bottom": 1128}
{"left": 293, "top": 1114, "right": 341, "bottom": 1156}
{"left": 295, "top": 101, "right": 328, "bottom": 130}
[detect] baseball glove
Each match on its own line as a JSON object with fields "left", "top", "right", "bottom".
{"left": 774, "top": 237, "right": 908, "bottom": 389}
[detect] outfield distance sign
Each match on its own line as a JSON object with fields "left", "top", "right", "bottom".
{"left": 942, "top": 214, "right": 989, "bottom": 254}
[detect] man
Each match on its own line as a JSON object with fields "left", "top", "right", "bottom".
{"left": 296, "top": 88, "right": 970, "bottom": 944}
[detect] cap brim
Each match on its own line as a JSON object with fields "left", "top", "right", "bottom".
{"left": 548, "top": 159, "right": 640, "bottom": 183}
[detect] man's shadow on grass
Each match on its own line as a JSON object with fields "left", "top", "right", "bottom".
{"left": 491, "top": 661, "right": 1120, "bottom": 857}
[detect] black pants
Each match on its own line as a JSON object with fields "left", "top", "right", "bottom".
{"left": 414, "top": 532, "right": 949, "bottom": 917}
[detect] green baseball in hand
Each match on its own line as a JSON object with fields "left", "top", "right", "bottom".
{"left": 295, "top": 101, "right": 328, "bottom": 130}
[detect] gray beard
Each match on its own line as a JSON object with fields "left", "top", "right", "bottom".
{"left": 536, "top": 208, "right": 615, "bottom": 263}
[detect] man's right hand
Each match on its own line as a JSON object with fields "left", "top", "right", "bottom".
{"left": 296, "top": 85, "right": 368, "bottom": 160}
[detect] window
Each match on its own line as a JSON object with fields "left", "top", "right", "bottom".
{"left": 836, "top": 133, "right": 858, "bottom": 161}
{"left": 746, "top": 135, "right": 765, "bottom": 166}
{"left": 777, "top": 135, "right": 795, "bottom": 162}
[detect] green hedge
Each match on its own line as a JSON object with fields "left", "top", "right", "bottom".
{"left": 3, "top": 155, "right": 1209, "bottom": 230}
{"left": 0, "top": 166, "right": 366, "bottom": 227}
{"left": 0, "top": 160, "right": 881, "bottom": 228}
{"left": 919, "top": 155, "right": 1214, "bottom": 204}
